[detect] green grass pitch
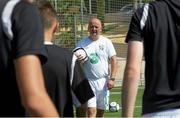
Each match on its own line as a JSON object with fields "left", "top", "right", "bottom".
{"left": 104, "top": 86, "right": 144, "bottom": 117}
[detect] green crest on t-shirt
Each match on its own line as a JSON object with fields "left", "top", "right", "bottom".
{"left": 89, "top": 53, "right": 99, "bottom": 64}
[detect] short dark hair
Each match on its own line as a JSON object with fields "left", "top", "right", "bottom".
{"left": 36, "top": 0, "right": 58, "bottom": 30}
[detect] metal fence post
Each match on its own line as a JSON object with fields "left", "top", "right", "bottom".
{"left": 80, "top": 0, "right": 84, "bottom": 39}
{"left": 73, "top": 14, "right": 77, "bottom": 46}
{"left": 89, "top": 0, "right": 92, "bottom": 14}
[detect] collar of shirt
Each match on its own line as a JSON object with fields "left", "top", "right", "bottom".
{"left": 44, "top": 41, "right": 53, "bottom": 45}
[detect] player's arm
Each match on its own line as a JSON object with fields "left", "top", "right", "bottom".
{"left": 14, "top": 55, "right": 59, "bottom": 117}
{"left": 107, "top": 55, "right": 117, "bottom": 90}
{"left": 122, "top": 41, "right": 143, "bottom": 117}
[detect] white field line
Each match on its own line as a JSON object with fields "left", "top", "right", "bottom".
{"left": 111, "top": 87, "right": 144, "bottom": 95}
{"left": 112, "top": 86, "right": 145, "bottom": 90}
{"left": 118, "top": 105, "right": 142, "bottom": 109}
{"left": 110, "top": 92, "right": 121, "bottom": 94}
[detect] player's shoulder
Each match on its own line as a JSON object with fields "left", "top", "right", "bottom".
{"left": 52, "top": 45, "right": 73, "bottom": 62}
{"left": 54, "top": 45, "right": 72, "bottom": 54}
{"left": 16, "top": 1, "right": 37, "bottom": 9}
{"left": 13, "top": 1, "right": 39, "bottom": 16}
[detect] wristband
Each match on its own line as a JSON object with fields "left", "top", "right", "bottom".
{"left": 110, "top": 78, "right": 115, "bottom": 81}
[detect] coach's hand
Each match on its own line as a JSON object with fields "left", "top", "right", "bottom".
{"left": 107, "top": 78, "right": 115, "bottom": 90}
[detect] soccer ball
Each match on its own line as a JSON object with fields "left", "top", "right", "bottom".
{"left": 109, "top": 102, "right": 120, "bottom": 112}
{"left": 73, "top": 47, "right": 87, "bottom": 61}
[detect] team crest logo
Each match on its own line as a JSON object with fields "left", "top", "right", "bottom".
{"left": 99, "top": 45, "right": 104, "bottom": 51}
{"left": 89, "top": 53, "right": 99, "bottom": 64}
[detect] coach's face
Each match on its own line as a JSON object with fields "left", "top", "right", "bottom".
{"left": 88, "top": 18, "right": 102, "bottom": 41}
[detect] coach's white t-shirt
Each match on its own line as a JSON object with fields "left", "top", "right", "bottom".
{"left": 77, "top": 35, "right": 116, "bottom": 80}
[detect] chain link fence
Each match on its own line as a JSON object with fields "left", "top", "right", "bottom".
{"left": 48, "top": 0, "right": 152, "bottom": 50}
{"left": 47, "top": 0, "right": 154, "bottom": 86}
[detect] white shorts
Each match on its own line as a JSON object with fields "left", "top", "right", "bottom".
{"left": 142, "top": 109, "right": 180, "bottom": 118}
{"left": 87, "top": 77, "right": 108, "bottom": 110}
